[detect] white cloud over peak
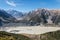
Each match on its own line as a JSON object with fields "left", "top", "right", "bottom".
{"left": 6, "top": 0, "right": 16, "bottom": 7}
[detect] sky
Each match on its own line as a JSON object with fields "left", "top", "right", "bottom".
{"left": 0, "top": 0, "right": 60, "bottom": 12}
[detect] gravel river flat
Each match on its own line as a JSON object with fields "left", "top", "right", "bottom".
{"left": 0, "top": 26, "right": 60, "bottom": 34}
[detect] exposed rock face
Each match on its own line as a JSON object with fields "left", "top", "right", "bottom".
{"left": 1, "top": 8, "right": 60, "bottom": 26}
{"left": 0, "top": 19, "right": 2, "bottom": 26}
{"left": 7, "top": 10, "right": 24, "bottom": 20}
{"left": 0, "top": 9, "right": 16, "bottom": 26}
{"left": 25, "top": 9, "right": 60, "bottom": 25}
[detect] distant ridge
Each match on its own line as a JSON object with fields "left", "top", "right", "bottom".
{"left": 0, "top": 9, "right": 16, "bottom": 26}
{"left": 0, "top": 8, "right": 60, "bottom": 26}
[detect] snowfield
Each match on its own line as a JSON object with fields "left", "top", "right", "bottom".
{"left": 0, "top": 26, "right": 60, "bottom": 34}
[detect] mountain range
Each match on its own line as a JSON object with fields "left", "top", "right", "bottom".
{"left": 24, "top": 9, "right": 60, "bottom": 26}
{"left": 0, "top": 8, "right": 60, "bottom": 26}
{"left": 0, "top": 9, "right": 16, "bottom": 26}
{"left": 7, "top": 10, "right": 24, "bottom": 20}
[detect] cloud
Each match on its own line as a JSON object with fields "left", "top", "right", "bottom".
{"left": 6, "top": 0, "right": 16, "bottom": 7}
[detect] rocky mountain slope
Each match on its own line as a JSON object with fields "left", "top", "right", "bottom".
{"left": 1, "top": 8, "right": 60, "bottom": 26}
{"left": 25, "top": 9, "right": 60, "bottom": 26}
{"left": 7, "top": 10, "right": 24, "bottom": 20}
{"left": 0, "top": 9, "right": 17, "bottom": 26}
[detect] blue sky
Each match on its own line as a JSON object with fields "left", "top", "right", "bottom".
{"left": 0, "top": 0, "right": 60, "bottom": 12}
